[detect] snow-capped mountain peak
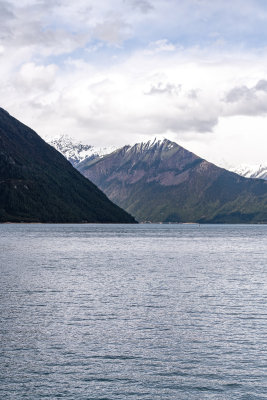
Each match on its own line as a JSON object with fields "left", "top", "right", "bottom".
{"left": 48, "top": 134, "right": 267, "bottom": 181}
{"left": 125, "top": 137, "right": 177, "bottom": 154}
{"left": 47, "top": 135, "right": 116, "bottom": 166}
{"left": 230, "top": 164, "right": 267, "bottom": 180}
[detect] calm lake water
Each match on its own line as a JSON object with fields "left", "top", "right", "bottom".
{"left": 1, "top": 224, "right": 267, "bottom": 399}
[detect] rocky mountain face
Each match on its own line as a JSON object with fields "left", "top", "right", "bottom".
{"left": 0, "top": 108, "right": 136, "bottom": 223}
{"left": 48, "top": 135, "right": 116, "bottom": 166}
{"left": 231, "top": 164, "right": 267, "bottom": 180}
{"left": 76, "top": 138, "right": 267, "bottom": 223}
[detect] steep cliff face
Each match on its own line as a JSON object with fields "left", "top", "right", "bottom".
{"left": 77, "top": 138, "right": 267, "bottom": 223}
{"left": 0, "top": 108, "right": 136, "bottom": 223}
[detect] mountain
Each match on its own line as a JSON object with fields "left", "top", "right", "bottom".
{"left": 230, "top": 164, "right": 267, "bottom": 180}
{"left": 0, "top": 108, "right": 136, "bottom": 223}
{"left": 76, "top": 138, "right": 267, "bottom": 223}
{"left": 48, "top": 135, "right": 267, "bottom": 182}
{"left": 48, "top": 135, "right": 116, "bottom": 166}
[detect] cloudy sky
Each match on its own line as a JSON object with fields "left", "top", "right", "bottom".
{"left": 1, "top": 0, "right": 267, "bottom": 167}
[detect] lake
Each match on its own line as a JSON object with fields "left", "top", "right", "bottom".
{"left": 1, "top": 224, "right": 267, "bottom": 399}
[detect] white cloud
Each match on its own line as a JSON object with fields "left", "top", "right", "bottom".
{"left": 17, "top": 63, "right": 58, "bottom": 91}
{"left": 125, "top": 0, "right": 154, "bottom": 13}
{"left": 146, "top": 39, "right": 176, "bottom": 54}
{"left": 145, "top": 82, "right": 182, "bottom": 96}
{"left": 93, "top": 18, "right": 131, "bottom": 45}
{"left": 222, "top": 80, "right": 267, "bottom": 117}
{"left": 3, "top": 45, "right": 267, "bottom": 167}
{"left": 1, "top": 0, "right": 267, "bottom": 167}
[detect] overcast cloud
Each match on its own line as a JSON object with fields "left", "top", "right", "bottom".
{"left": 1, "top": 0, "right": 267, "bottom": 165}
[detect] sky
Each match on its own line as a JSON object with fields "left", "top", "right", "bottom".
{"left": 1, "top": 0, "right": 267, "bottom": 167}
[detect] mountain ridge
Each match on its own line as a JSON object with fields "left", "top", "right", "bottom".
{"left": 48, "top": 135, "right": 267, "bottom": 182}
{"left": 230, "top": 164, "right": 267, "bottom": 180}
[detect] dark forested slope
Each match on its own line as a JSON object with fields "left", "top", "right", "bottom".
{"left": 0, "top": 108, "right": 136, "bottom": 223}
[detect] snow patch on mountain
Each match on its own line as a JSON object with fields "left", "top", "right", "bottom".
{"left": 47, "top": 135, "right": 267, "bottom": 182}
{"left": 47, "top": 135, "right": 116, "bottom": 166}
{"left": 125, "top": 137, "right": 176, "bottom": 154}
{"left": 230, "top": 164, "right": 267, "bottom": 180}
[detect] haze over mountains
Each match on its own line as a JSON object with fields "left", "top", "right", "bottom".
{"left": 0, "top": 109, "right": 135, "bottom": 223}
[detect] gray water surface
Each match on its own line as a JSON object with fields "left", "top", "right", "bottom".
{"left": 1, "top": 224, "right": 267, "bottom": 399}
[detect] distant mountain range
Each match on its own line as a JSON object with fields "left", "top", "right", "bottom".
{"left": 0, "top": 109, "right": 135, "bottom": 223}
{"left": 230, "top": 164, "right": 267, "bottom": 180}
{"left": 72, "top": 138, "right": 267, "bottom": 223}
{"left": 49, "top": 135, "right": 267, "bottom": 182}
